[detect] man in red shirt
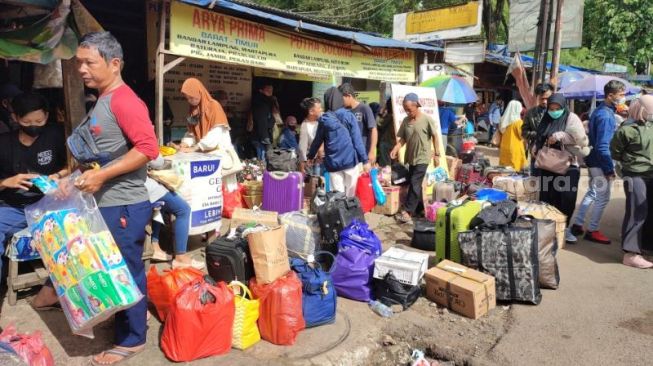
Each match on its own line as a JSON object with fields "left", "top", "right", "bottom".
{"left": 32, "top": 32, "right": 159, "bottom": 365}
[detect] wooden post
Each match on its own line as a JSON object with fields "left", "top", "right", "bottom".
{"left": 540, "top": 0, "right": 555, "bottom": 85}
{"left": 155, "top": 0, "right": 167, "bottom": 144}
{"left": 531, "top": 0, "right": 548, "bottom": 90}
{"left": 550, "top": 0, "right": 564, "bottom": 88}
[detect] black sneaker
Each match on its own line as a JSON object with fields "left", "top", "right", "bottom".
{"left": 570, "top": 224, "right": 585, "bottom": 237}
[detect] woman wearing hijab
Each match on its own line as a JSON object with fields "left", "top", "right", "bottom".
{"left": 176, "top": 78, "right": 230, "bottom": 152}
{"left": 610, "top": 95, "right": 653, "bottom": 268}
{"left": 533, "top": 93, "right": 590, "bottom": 244}
{"left": 498, "top": 100, "right": 527, "bottom": 171}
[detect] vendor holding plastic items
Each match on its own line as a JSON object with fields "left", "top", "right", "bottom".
{"left": 0, "top": 92, "right": 67, "bottom": 288}
{"left": 32, "top": 32, "right": 159, "bottom": 365}
{"left": 145, "top": 155, "right": 203, "bottom": 269}
{"left": 171, "top": 77, "right": 230, "bottom": 153}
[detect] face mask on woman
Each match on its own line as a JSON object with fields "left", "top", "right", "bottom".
{"left": 548, "top": 109, "right": 564, "bottom": 119}
{"left": 186, "top": 115, "right": 199, "bottom": 126}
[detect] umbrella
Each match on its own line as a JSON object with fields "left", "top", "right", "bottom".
{"left": 559, "top": 74, "right": 641, "bottom": 99}
{"left": 548, "top": 71, "right": 590, "bottom": 90}
{"left": 420, "top": 75, "right": 478, "bottom": 104}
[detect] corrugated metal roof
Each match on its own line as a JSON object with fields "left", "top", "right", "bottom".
{"left": 178, "top": 0, "right": 441, "bottom": 51}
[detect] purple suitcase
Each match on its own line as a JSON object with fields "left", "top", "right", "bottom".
{"left": 262, "top": 170, "right": 304, "bottom": 214}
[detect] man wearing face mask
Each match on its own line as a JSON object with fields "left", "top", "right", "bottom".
{"left": 523, "top": 83, "right": 553, "bottom": 159}
{"left": 0, "top": 92, "right": 67, "bottom": 288}
{"left": 571, "top": 80, "right": 626, "bottom": 245}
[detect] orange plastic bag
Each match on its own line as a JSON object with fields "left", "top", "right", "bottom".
{"left": 222, "top": 184, "right": 244, "bottom": 219}
{"left": 250, "top": 271, "right": 305, "bottom": 345}
{"left": 0, "top": 325, "right": 54, "bottom": 366}
{"left": 356, "top": 173, "right": 375, "bottom": 213}
{"left": 161, "top": 277, "right": 235, "bottom": 362}
{"left": 146, "top": 266, "right": 204, "bottom": 321}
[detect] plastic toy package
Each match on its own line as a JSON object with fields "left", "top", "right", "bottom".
{"left": 25, "top": 174, "right": 143, "bottom": 338}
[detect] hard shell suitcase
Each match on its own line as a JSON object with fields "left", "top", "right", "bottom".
{"left": 456, "top": 163, "right": 486, "bottom": 185}
{"left": 434, "top": 180, "right": 462, "bottom": 203}
{"left": 279, "top": 212, "right": 321, "bottom": 259}
{"left": 458, "top": 225, "right": 542, "bottom": 304}
{"left": 206, "top": 235, "right": 255, "bottom": 283}
{"left": 411, "top": 219, "right": 436, "bottom": 251}
{"left": 317, "top": 195, "right": 365, "bottom": 253}
{"left": 262, "top": 170, "right": 303, "bottom": 214}
{"left": 435, "top": 200, "right": 483, "bottom": 263}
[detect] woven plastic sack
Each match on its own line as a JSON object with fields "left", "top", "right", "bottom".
{"left": 0, "top": 325, "right": 54, "bottom": 366}
{"left": 279, "top": 212, "right": 320, "bottom": 259}
{"left": 229, "top": 281, "right": 261, "bottom": 350}
{"left": 161, "top": 277, "right": 235, "bottom": 362}
{"left": 146, "top": 266, "right": 205, "bottom": 321}
{"left": 250, "top": 271, "right": 305, "bottom": 345}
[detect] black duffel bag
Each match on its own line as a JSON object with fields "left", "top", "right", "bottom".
{"left": 374, "top": 272, "right": 421, "bottom": 310}
{"left": 411, "top": 219, "right": 436, "bottom": 251}
{"left": 266, "top": 148, "right": 298, "bottom": 172}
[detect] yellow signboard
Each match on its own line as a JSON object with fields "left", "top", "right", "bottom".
{"left": 356, "top": 91, "right": 380, "bottom": 105}
{"left": 170, "top": 1, "right": 416, "bottom": 82}
{"left": 406, "top": 2, "right": 479, "bottom": 34}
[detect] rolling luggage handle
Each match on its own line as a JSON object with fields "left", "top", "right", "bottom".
{"left": 269, "top": 171, "right": 290, "bottom": 180}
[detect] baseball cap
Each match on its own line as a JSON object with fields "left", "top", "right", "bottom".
{"left": 404, "top": 92, "right": 421, "bottom": 107}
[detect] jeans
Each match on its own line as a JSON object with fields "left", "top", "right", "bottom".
{"left": 151, "top": 192, "right": 191, "bottom": 254}
{"left": 403, "top": 164, "right": 428, "bottom": 215}
{"left": 488, "top": 124, "right": 496, "bottom": 144}
{"left": 574, "top": 167, "right": 612, "bottom": 231}
{"left": 0, "top": 205, "right": 28, "bottom": 288}
{"left": 253, "top": 141, "right": 267, "bottom": 162}
{"left": 100, "top": 201, "right": 151, "bottom": 347}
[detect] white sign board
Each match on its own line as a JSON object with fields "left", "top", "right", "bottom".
{"left": 445, "top": 41, "right": 486, "bottom": 64}
{"left": 509, "top": 0, "right": 583, "bottom": 52}
{"left": 389, "top": 84, "right": 447, "bottom": 171}
{"left": 168, "top": 153, "right": 223, "bottom": 235}
{"left": 393, "top": 2, "right": 483, "bottom": 42}
{"left": 419, "top": 63, "right": 475, "bottom": 89}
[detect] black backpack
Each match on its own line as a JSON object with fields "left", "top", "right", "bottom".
{"left": 206, "top": 232, "right": 255, "bottom": 283}
{"left": 266, "top": 148, "right": 298, "bottom": 172}
{"left": 374, "top": 272, "right": 421, "bottom": 310}
{"left": 470, "top": 199, "right": 518, "bottom": 229}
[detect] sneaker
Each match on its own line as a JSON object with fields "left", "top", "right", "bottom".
{"left": 565, "top": 229, "right": 578, "bottom": 244}
{"left": 584, "top": 231, "right": 611, "bottom": 245}
{"left": 570, "top": 224, "right": 585, "bottom": 237}
{"left": 623, "top": 253, "right": 653, "bottom": 269}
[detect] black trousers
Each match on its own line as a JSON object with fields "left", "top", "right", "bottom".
{"left": 622, "top": 176, "right": 653, "bottom": 254}
{"left": 537, "top": 166, "right": 581, "bottom": 226}
{"left": 403, "top": 164, "right": 428, "bottom": 215}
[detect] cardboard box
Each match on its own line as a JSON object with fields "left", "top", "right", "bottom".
{"left": 230, "top": 208, "right": 278, "bottom": 229}
{"left": 372, "top": 186, "right": 401, "bottom": 215}
{"left": 425, "top": 260, "right": 496, "bottom": 319}
{"left": 373, "top": 247, "right": 429, "bottom": 286}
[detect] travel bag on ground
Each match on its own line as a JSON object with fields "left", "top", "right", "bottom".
{"left": 514, "top": 217, "right": 560, "bottom": 289}
{"left": 229, "top": 281, "right": 261, "bottom": 350}
{"left": 266, "top": 148, "right": 298, "bottom": 172}
{"left": 483, "top": 166, "right": 516, "bottom": 182}
{"left": 373, "top": 272, "right": 421, "bottom": 310}
{"left": 206, "top": 234, "right": 255, "bottom": 284}
{"left": 250, "top": 271, "right": 305, "bottom": 345}
{"left": 434, "top": 180, "right": 462, "bottom": 203}
{"left": 262, "top": 170, "right": 303, "bottom": 214}
{"left": 317, "top": 194, "right": 365, "bottom": 253}
{"left": 279, "top": 211, "right": 321, "bottom": 259}
{"left": 411, "top": 219, "right": 436, "bottom": 251}
{"left": 517, "top": 201, "right": 567, "bottom": 249}
{"left": 426, "top": 201, "right": 447, "bottom": 222}
{"left": 458, "top": 226, "right": 542, "bottom": 304}
{"left": 492, "top": 176, "right": 538, "bottom": 201}
{"left": 470, "top": 199, "right": 518, "bottom": 229}
{"left": 435, "top": 200, "right": 483, "bottom": 263}
{"left": 456, "top": 163, "right": 486, "bottom": 185}
{"left": 161, "top": 277, "right": 235, "bottom": 362}
{"left": 290, "top": 251, "right": 337, "bottom": 327}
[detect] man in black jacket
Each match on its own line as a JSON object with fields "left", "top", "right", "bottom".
{"left": 522, "top": 83, "right": 554, "bottom": 168}
{"left": 250, "top": 82, "right": 275, "bottom": 162}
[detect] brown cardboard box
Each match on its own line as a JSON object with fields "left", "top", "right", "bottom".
{"left": 425, "top": 260, "right": 496, "bottom": 319}
{"left": 372, "top": 186, "right": 401, "bottom": 215}
{"left": 230, "top": 208, "right": 278, "bottom": 229}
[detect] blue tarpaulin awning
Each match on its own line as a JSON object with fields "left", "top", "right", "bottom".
{"left": 178, "top": 0, "right": 441, "bottom": 52}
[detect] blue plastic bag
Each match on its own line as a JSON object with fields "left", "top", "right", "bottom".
{"left": 465, "top": 121, "right": 475, "bottom": 135}
{"left": 290, "top": 252, "right": 337, "bottom": 327}
{"left": 323, "top": 171, "right": 331, "bottom": 193}
{"left": 338, "top": 220, "right": 382, "bottom": 256}
{"left": 370, "top": 168, "right": 386, "bottom": 205}
{"left": 476, "top": 188, "right": 509, "bottom": 203}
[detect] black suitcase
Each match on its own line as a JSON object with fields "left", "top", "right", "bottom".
{"left": 206, "top": 235, "right": 255, "bottom": 283}
{"left": 374, "top": 272, "right": 421, "bottom": 310}
{"left": 411, "top": 219, "right": 436, "bottom": 251}
{"left": 317, "top": 195, "right": 365, "bottom": 253}
{"left": 459, "top": 150, "right": 476, "bottom": 164}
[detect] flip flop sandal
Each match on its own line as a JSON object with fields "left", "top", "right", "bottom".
{"left": 394, "top": 212, "right": 413, "bottom": 224}
{"left": 151, "top": 251, "right": 172, "bottom": 262}
{"left": 90, "top": 347, "right": 143, "bottom": 366}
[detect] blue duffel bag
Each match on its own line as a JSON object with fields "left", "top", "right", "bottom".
{"left": 290, "top": 251, "right": 337, "bottom": 327}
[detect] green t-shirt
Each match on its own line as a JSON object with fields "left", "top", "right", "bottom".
{"left": 397, "top": 113, "right": 438, "bottom": 166}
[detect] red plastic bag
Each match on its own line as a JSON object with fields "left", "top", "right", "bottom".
{"left": 0, "top": 325, "right": 54, "bottom": 366}
{"left": 250, "top": 271, "right": 305, "bottom": 345}
{"left": 355, "top": 173, "right": 375, "bottom": 213}
{"left": 222, "top": 184, "right": 244, "bottom": 218}
{"left": 146, "top": 266, "right": 204, "bottom": 321}
{"left": 161, "top": 278, "right": 235, "bottom": 362}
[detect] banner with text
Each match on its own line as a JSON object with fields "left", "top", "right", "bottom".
{"left": 169, "top": 1, "right": 416, "bottom": 82}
